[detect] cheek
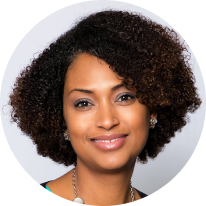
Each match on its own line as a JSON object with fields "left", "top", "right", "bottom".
{"left": 63, "top": 107, "right": 93, "bottom": 150}
{"left": 132, "top": 119, "right": 149, "bottom": 147}
{"left": 119, "top": 103, "right": 149, "bottom": 131}
{"left": 63, "top": 114, "right": 88, "bottom": 157}
{"left": 120, "top": 105, "right": 149, "bottom": 154}
{"left": 64, "top": 114, "right": 86, "bottom": 137}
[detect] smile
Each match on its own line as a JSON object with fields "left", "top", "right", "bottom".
{"left": 92, "top": 137, "right": 125, "bottom": 143}
{"left": 90, "top": 134, "right": 128, "bottom": 150}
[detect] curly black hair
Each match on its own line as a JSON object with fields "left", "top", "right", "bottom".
{"left": 9, "top": 10, "right": 201, "bottom": 166}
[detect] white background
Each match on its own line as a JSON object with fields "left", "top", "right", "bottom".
{"left": 0, "top": 0, "right": 206, "bottom": 195}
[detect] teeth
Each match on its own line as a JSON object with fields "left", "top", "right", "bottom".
{"left": 111, "top": 138, "right": 118, "bottom": 142}
{"left": 94, "top": 137, "right": 124, "bottom": 143}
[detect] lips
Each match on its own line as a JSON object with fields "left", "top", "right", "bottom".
{"left": 90, "top": 133, "right": 128, "bottom": 150}
{"left": 91, "top": 133, "right": 127, "bottom": 141}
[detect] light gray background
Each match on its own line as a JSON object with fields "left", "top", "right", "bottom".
{"left": 0, "top": 0, "right": 205, "bottom": 197}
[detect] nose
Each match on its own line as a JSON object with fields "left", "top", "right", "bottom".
{"left": 95, "top": 102, "right": 120, "bottom": 130}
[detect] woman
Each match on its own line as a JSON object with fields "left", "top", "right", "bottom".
{"left": 9, "top": 10, "right": 201, "bottom": 205}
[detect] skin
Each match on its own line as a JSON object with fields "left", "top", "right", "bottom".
{"left": 47, "top": 53, "right": 156, "bottom": 205}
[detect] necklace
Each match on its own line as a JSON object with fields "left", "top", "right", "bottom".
{"left": 72, "top": 168, "right": 135, "bottom": 204}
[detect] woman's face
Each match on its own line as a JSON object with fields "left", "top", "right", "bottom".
{"left": 63, "top": 53, "right": 150, "bottom": 171}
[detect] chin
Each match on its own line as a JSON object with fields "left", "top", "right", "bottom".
{"left": 95, "top": 155, "right": 135, "bottom": 171}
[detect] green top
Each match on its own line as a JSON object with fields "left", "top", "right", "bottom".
{"left": 41, "top": 181, "right": 147, "bottom": 198}
{"left": 45, "top": 185, "right": 52, "bottom": 192}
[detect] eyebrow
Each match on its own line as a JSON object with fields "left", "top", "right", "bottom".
{"left": 68, "top": 83, "right": 124, "bottom": 96}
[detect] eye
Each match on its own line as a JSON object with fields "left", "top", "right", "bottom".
{"left": 74, "top": 94, "right": 135, "bottom": 109}
{"left": 74, "top": 100, "right": 91, "bottom": 108}
{"left": 116, "top": 93, "right": 135, "bottom": 102}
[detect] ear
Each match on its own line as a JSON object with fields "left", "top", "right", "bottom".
{"left": 150, "top": 113, "right": 157, "bottom": 120}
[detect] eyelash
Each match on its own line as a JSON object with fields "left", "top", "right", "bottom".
{"left": 74, "top": 93, "right": 135, "bottom": 108}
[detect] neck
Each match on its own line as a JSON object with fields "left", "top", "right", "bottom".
{"left": 74, "top": 159, "right": 136, "bottom": 206}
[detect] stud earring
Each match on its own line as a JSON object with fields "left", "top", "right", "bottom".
{"left": 64, "top": 132, "right": 70, "bottom": 141}
{"left": 150, "top": 118, "right": 158, "bottom": 129}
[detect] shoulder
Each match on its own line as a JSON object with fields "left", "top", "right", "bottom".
{"left": 40, "top": 181, "right": 52, "bottom": 189}
{"left": 134, "top": 188, "right": 148, "bottom": 198}
{"left": 40, "top": 170, "right": 74, "bottom": 200}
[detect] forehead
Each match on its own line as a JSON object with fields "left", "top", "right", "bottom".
{"left": 65, "top": 53, "right": 123, "bottom": 90}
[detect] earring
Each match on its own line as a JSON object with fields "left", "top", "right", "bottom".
{"left": 64, "top": 132, "right": 70, "bottom": 141}
{"left": 150, "top": 118, "right": 158, "bottom": 129}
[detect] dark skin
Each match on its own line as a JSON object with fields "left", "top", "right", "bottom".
{"left": 47, "top": 53, "right": 157, "bottom": 205}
